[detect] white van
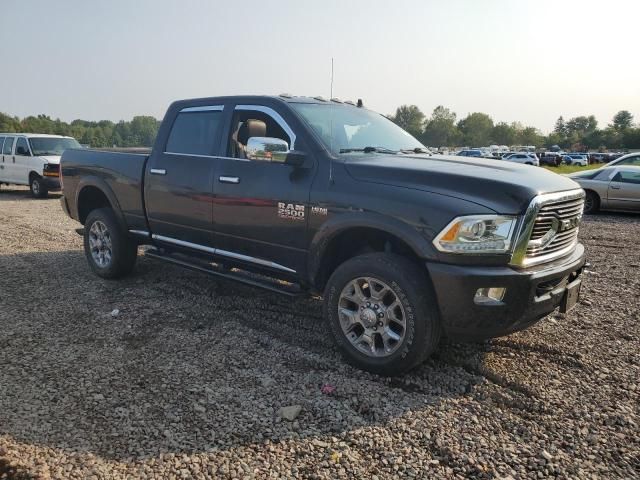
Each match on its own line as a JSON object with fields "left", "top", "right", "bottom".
{"left": 0, "top": 133, "right": 81, "bottom": 198}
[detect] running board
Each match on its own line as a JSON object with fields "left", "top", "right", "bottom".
{"left": 143, "top": 248, "right": 305, "bottom": 297}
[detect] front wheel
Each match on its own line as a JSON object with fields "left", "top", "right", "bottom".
{"left": 84, "top": 208, "right": 138, "bottom": 279}
{"left": 324, "top": 253, "right": 441, "bottom": 376}
{"left": 30, "top": 176, "right": 48, "bottom": 198}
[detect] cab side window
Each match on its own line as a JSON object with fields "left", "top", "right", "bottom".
{"left": 15, "top": 137, "right": 30, "bottom": 156}
{"left": 0, "top": 137, "right": 5, "bottom": 159}
{"left": 165, "top": 108, "right": 224, "bottom": 156}
{"left": 2, "top": 137, "right": 14, "bottom": 155}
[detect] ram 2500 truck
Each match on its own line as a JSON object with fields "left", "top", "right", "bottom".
{"left": 60, "top": 95, "right": 586, "bottom": 375}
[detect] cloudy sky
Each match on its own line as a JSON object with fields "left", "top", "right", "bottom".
{"left": 1, "top": 0, "right": 638, "bottom": 132}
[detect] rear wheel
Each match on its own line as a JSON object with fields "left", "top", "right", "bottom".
{"left": 30, "top": 175, "right": 48, "bottom": 198}
{"left": 84, "top": 208, "right": 138, "bottom": 278}
{"left": 324, "top": 253, "right": 441, "bottom": 376}
{"left": 584, "top": 191, "right": 600, "bottom": 214}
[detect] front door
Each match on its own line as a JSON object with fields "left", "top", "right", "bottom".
{"left": 14, "top": 137, "right": 33, "bottom": 185}
{"left": 607, "top": 169, "right": 640, "bottom": 211}
{"left": 144, "top": 105, "right": 225, "bottom": 249}
{"left": 212, "top": 104, "right": 314, "bottom": 275}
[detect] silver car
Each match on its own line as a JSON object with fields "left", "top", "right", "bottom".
{"left": 569, "top": 166, "right": 640, "bottom": 214}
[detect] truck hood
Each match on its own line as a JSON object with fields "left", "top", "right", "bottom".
{"left": 344, "top": 154, "right": 582, "bottom": 213}
{"left": 39, "top": 155, "right": 61, "bottom": 164}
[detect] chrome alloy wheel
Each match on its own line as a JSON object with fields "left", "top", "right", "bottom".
{"left": 89, "top": 220, "right": 113, "bottom": 267}
{"left": 338, "top": 277, "right": 407, "bottom": 357}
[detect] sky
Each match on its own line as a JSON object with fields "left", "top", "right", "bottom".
{"left": 1, "top": 0, "right": 638, "bottom": 133}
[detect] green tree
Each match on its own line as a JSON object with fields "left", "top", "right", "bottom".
{"left": 458, "top": 112, "right": 494, "bottom": 146}
{"left": 422, "top": 106, "right": 461, "bottom": 147}
{"left": 491, "top": 122, "right": 517, "bottom": 145}
{"left": 389, "top": 105, "right": 425, "bottom": 138}
{"left": 611, "top": 110, "right": 634, "bottom": 131}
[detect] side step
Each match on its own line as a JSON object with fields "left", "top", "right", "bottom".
{"left": 143, "top": 248, "right": 306, "bottom": 297}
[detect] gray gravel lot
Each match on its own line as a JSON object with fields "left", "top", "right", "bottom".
{"left": 0, "top": 186, "right": 638, "bottom": 479}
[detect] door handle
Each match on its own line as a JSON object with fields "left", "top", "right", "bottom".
{"left": 12, "top": 156, "right": 15, "bottom": 163}
{"left": 150, "top": 168, "right": 166, "bottom": 175}
{"left": 219, "top": 176, "right": 240, "bottom": 184}
{"left": 610, "top": 185, "right": 621, "bottom": 190}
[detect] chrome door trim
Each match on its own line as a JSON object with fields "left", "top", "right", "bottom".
{"left": 150, "top": 234, "right": 296, "bottom": 274}
{"left": 215, "top": 248, "right": 296, "bottom": 273}
{"left": 150, "top": 168, "right": 167, "bottom": 175}
{"left": 235, "top": 105, "right": 296, "bottom": 150}
{"left": 129, "top": 230, "right": 150, "bottom": 238}
{"left": 180, "top": 105, "right": 225, "bottom": 113}
{"left": 219, "top": 176, "right": 240, "bottom": 184}
{"left": 152, "top": 234, "right": 217, "bottom": 255}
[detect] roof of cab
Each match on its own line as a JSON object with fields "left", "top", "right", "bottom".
{"left": 172, "top": 95, "right": 359, "bottom": 107}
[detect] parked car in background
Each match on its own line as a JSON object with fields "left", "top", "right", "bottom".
{"left": 563, "top": 154, "right": 588, "bottom": 166}
{"left": 589, "top": 153, "right": 608, "bottom": 163}
{"left": 0, "top": 133, "right": 81, "bottom": 197}
{"left": 606, "top": 152, "right": 640, "bottom": 167}
{"left": 540, "top": 152, "right": 563, "bottom": 167}
{"left": 457, "top": 149, "right": 483, "bottom": 157}
{"left": 569, "top": 166, "right": 640, "bottom": 213}
{"left": 503, "top": 152, "right": 540, "bottom": 166}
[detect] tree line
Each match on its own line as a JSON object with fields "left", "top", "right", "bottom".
{"left": 1, "top": 106, "right": 639, "bottom": 151}
{"left": 388, "top": 105, "right": 640, "bottom": 151}
{"left": 0, "top": 112, "right": 160, "bottom": 148}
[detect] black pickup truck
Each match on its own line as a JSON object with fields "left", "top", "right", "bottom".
{"left": 60, "top": 95, "right": 586, "bottom": 375}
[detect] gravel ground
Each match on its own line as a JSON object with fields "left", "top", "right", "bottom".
{"left": 0, "top": 186, "right": 638, "bottom": 479}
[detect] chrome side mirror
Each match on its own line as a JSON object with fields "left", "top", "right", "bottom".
{"left": 246, "top": 137, "right": 289, "bottom": 162}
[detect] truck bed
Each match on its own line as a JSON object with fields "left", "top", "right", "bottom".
{"left": 60, "top": 148, "right": 149, "bottom": 231}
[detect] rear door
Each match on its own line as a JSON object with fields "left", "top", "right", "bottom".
{"left": 607, "top": 168, "right": 640, "bottom": 211}
{"left": 144, "top": 105, "right": 225, "bottom": 249}
{"left": 14, "top": 137, "right": 32, "bottom": 185}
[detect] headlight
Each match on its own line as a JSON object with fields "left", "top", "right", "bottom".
{"left": 433, "top": 215, "right": 518, "bottom": 254}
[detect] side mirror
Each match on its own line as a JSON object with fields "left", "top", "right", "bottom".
{"left": 246, "top": 137, "right": 289, "bottom": 162}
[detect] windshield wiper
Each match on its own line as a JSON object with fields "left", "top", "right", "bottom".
{"left": 339, "top": 146, "right": 398, "bottom": 154}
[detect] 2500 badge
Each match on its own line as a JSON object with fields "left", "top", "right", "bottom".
{"left": 278, "top": 202, "right": 305, "bottom": 221}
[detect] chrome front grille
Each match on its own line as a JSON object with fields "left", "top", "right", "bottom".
{"left": 510, "top": 189, "right": 585, "bottom": 267}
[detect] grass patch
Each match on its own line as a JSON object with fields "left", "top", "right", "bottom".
{"left": 542, "top": 164, "right": 602, "bottom": 175}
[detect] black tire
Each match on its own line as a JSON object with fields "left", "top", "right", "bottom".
{"left": 84, "top": 208, "right": 137, "bottom": 279}
{"left": 30, "top": 176, "right": 48, "bottom": 198}
{"left": 583, "top": 191, "right": 600, "bottom": 215}
{"left": 324, "top": 253, "right": 441, "bottom": 376}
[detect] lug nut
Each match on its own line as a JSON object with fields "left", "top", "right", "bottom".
{"left": 377, "top": 321, "right": 383, "bottom": 326}
{"left": 378, "top": 312, "right": 384, "bottom": 318}
{"left": 373, "top": 305, "right": 379, "bottom": 310}
{"left": 366, "top": 302, "right": 371, "bottom": 307}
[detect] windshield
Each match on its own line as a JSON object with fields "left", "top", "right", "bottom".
{"left": 28, "top": 137, "right": 81, "bottom": 156}
{"left": 290, "top": 103, "right": 425, "bottom": 155}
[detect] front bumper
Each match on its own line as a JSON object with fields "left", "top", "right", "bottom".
{"left": 426, "top": 244, "right": 586, "bottom": 341}
{"left": 42, "top": 176, "right": 60, "bottom": 190}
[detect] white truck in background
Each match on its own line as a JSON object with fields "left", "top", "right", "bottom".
{"left": 0, "top": 133, "right": 81, "bottom": 197}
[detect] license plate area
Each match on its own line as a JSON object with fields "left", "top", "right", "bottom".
{"left": 560, "top": 279, "right": 581, "bottom": 313}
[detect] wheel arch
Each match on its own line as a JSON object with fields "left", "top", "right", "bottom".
{"left": 308, "top": 213, "right": 434, "bottom": 291}
{"left": 75, "top": 177, "right": 126, "bottom": 229}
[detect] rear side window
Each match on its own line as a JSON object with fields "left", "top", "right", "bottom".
{"left": 0, "top": 137, "right": 5, "bottom": 152}
{"left": 165, "top": 108, "right": 223, "bottom": 156}
{"left": 2, "top": 137, "right": 14, "bottom": 155}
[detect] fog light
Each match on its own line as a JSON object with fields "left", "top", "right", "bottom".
{"left": 474, "top": 287, "right": 507, "bottom": 305}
